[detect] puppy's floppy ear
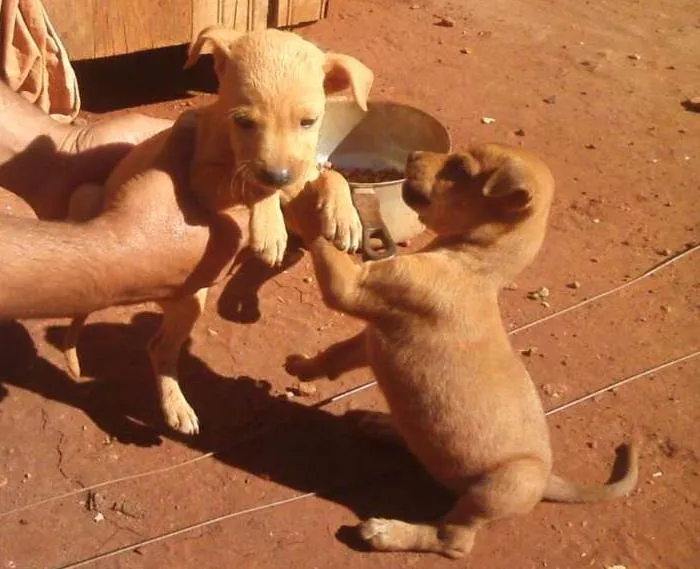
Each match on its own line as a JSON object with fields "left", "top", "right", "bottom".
{"left": 323, "top": 53, "right": 374, "bottom": 111}
{"left": 482, "top": 158, "right": 534, "bottom": 211}
{"left": 450, "top": 153, "right": 481, "bottom": 178}
{"left": 185, "top": 25, "right": 243, "bottom": 77}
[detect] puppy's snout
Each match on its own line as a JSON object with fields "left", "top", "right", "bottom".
{"left": 402, "top": 180, "right": 431, "bottom": 209}
{"left": 256, "top": 167, "right": 292, "bottom": 188}
{"left": 405, "top": 151, "right": 424, "bottom": 172}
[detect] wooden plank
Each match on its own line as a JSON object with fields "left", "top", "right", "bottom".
{"left": 44, "top": 0, "right": 191, "bottom": 60}
{"left": 271, "top": 0, "right": 328, "bottom": 27}
{"left": 192, "top": 0, "right": 269, "bottom": 41}
{"left": 42, "top": 0, "right": 95, "bottom": 60}
{"left": 93, "top": 0, "right": 190, "bottom": 59}
{"left": 192, "top": 0, "right": 221, "bottom": 40}
{"left": 43, "top": 0, "right": 322, "bottom": 60}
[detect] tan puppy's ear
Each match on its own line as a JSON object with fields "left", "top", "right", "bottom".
{"left": 185, "top": 25, "right": 243, "bottom": 77}
{"left": 482, "top": 159, "right": 533, "bottom": 211}
{"left": 324, "top": 53, "right": 374, "bottom": 111}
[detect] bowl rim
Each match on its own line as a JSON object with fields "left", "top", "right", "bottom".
{"left": 325, "top": 98, "right": 452, "bottom": 188}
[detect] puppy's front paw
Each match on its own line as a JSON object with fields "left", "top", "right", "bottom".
{"left": 251, "top": 226, "right": 288, "bottom": 267}
{"left": 318, "top": 194, "right": 363, "bottom": 253}
{"left": 161, "top": 388, "right": 200, "bottom": 435}
{"left": 250, "top": 193, "right": 288, "bottom": 267}
{"left": 284, "top": 354, "right": 324, "bottom": 381}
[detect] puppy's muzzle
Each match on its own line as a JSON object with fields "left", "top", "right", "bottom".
{"left": 402, "top": 151, "right": 432, "bottom": 209}
{"left": 402, "top": 179, "right": 431, "bottom": 209}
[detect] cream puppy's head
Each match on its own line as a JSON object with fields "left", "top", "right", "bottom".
{"left": 186, "top": 26, "right": 374, "bottom": 195}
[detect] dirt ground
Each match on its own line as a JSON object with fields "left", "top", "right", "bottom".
{"left": 1, "top": 0, "right": 699, "bottom": 567}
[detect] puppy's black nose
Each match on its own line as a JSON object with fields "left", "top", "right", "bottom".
{"left": 257, "top": 167, "right": 292, "bottom": 187}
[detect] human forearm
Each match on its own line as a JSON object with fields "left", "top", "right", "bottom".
{"left": 0, "top": 215, "right": 126, "bottom": 319}
{"left": 0, "top": 207, "right": 247, "bottom": 321}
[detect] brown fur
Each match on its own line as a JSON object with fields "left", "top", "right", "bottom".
{"left": 285, "top": 145, "right": 638, "bottom": 558}
{"left": 63, "top": 26, "right": 373, "bottom": 435}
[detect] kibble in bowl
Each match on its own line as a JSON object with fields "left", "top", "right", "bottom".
{"left": 334, "top": 166, "right": 404, "bottom": 184}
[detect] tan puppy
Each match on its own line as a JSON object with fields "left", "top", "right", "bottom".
{"left": 285, "top": 145, "right": 639, "bottom": 558}
{"left": 64, "top": 26, "right": 373, "bottom": 435}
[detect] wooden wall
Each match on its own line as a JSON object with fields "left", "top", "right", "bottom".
{"left": 42, "top": 0, "right": 329, "bottom": 60}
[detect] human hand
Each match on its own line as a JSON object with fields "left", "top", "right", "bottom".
{"left": 0, "top": 111, "right": 174, "bottom": 220}
{"left": 56, "top": 112, "right": 173, "bottom": 194}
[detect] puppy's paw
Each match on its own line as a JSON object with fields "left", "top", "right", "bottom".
{"left": 251, "top": 225, "right": 288, "bottom": 267}
{"left": 318, "top": 193, "right": 363, "bottom": 253}
{"left": 360, "top": 518, "right": 472, "bottom": 559}
{"left": 284, "top": 354, "right": 324, "bottom": 381}
{"left": 358, "top": 518, "right": 404, "bottom": 551}
{"left": 250, "top": 194, "right": 288, "bottom": 267}
{"left": 161, "top": 389, "right": 200, "bottom": 435}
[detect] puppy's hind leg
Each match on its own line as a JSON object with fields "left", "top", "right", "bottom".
{"left": 62, "top": 183, "right": 104, "bottom": 379}
{"left": 285, "top": 331, "right": 368, "bottom": 381}
{"left": 63, "top": 314, "right": 88, "bottom": 378}
{"left": 358, "top": 514, "right": 479, "bottom": 559}
{"left": 150, "top": 288, "right": 208, "bottom": 435}
{"left": 359, "top": 457, "right": 549, "bottom": 558}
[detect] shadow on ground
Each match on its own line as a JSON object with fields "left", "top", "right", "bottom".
{"left": 0, "top": 319, "right": 453, "bottom": 548}
{"left": 73, "top": 46, "right": 219, "bottom": 113}
{"left": 216, "top": 243, "right": 305, "bottom": 324}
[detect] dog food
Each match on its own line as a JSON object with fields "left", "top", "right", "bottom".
{"left": 332, "top": 166, "right": 404, "bottom": 184}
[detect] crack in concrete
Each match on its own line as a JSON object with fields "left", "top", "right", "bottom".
{"left": 56, "top": 432, "right": 70, "bottom": 481}
{"left": 39, "top": 407, "right": 49, "bottom": 432}
{"left": 40, "top": 407, "right": 81, "bottom": 486}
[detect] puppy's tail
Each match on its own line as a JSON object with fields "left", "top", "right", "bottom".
{"left": 543, "top": 441, "right": 639, "bottom": 503}
{"left": 63, "top": 314, "right": 87, "bottom": 379}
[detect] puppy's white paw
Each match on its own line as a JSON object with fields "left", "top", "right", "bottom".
{"left": 360, "top": 517, "right": 471, "bottom": 558}
{"left": 319, "top": 196, "right": 363, "bottom": 253}
{"left": 250, "top": 194, "right": 288, "bottom": 266}
{"left": 162, "top": 390, "right": 200, "bottom": 435}
{"left": 359, "top": 518, "right": 400, "bottom": 551}
{"left": 251, "top": 227, "right": 288, "bottom": 267}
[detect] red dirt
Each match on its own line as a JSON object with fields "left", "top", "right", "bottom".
{"left": 1, "top": 0, "right": 699, "bottom": 568}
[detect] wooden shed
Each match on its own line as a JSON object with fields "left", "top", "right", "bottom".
{"left": 42, "top": 0, "right": 330, "bottom": 61}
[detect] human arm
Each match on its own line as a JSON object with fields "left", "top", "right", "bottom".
{"left": 0, "top": 113, "right": 249, "bottom": 320}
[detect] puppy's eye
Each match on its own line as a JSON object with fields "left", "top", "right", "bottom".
{"left": 233, "top": 115, "right": 256, "bottom": 130}
{"left": 300, "top": 117, "right": 318, "bottom": 129}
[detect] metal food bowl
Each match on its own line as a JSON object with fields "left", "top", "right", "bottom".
{"left": 317, "top": 97, "right": 451, "bottom": 253}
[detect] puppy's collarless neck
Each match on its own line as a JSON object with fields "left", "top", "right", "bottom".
{"left": 425, "top": 235, "right": 533, "bottom": 288}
